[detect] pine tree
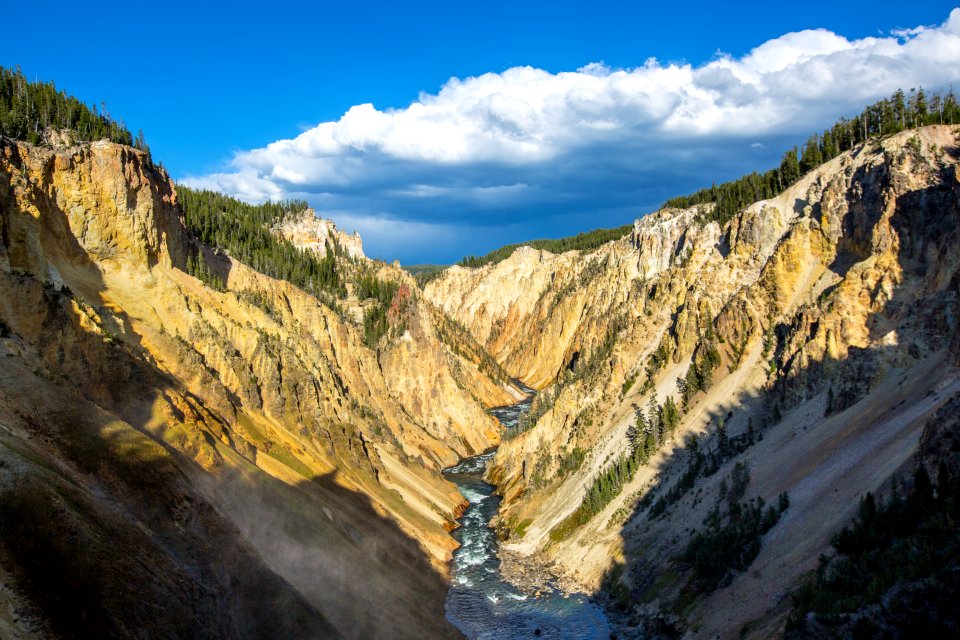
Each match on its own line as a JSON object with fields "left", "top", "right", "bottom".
{"left": 643, "top": 430, "right": 657, "bottom": 460}
{"left": 648, "top": 394, "right": 660, "bottom": 442}
{"left": 717, "top": 416, "right": 728, "bottom": 456}
{"left": 893, "top": 89, "right": 907, "bottom": 129}
{"left": 662, "top": 396, "right": 680, "bottom": 435}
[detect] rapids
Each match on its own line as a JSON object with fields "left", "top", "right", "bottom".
{"left": 443, "top": 396, "right": 612, "bottom": 639}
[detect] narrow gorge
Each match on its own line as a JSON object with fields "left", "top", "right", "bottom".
{"left": 0, "top": 134, "right": 521, "bottom": 639}
{"left": 2, "top": 65, "right": 960, "bottom": 640}
{"left": 443, "top": 394, "right": 612, "bottom": 639}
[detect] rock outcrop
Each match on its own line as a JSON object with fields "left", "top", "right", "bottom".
{"left": 273, "top": 208, "right": 366, "bottom": 260}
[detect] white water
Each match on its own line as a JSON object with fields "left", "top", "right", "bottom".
{"left": 443, "top": 396, "right": 612, "bottom": 639}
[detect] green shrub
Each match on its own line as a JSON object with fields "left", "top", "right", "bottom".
{"left": 788, "top": 464, "right": 960, "bottom": 633}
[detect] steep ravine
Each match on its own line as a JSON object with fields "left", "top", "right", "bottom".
{"left": 0, "top": 135, "right": 520, "bottom": 639}
{"left": 427, "top": 125, "right": 960, "bottom": 637}
{"left": 443, "top": 397, "right": 612, "bottom": 639}
{"left": 3, "top": 122, "right": 959, "bottom": 639}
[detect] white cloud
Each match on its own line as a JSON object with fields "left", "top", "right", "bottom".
{"left": 182, "top": 9, "right": 960, "bottom": 262}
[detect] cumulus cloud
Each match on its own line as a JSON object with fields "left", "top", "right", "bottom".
{"left": 184, "top": 9, "right": 960, "bottom": 263}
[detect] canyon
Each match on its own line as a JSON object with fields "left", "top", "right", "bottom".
{"left": 1, "top": 118, "right": 958, "bottom": 639}
{"left": 426, "top": 124, "right": 960, "bottom": 637}
{"left": 0, "top": 136, "right": 519, "bottom": 639}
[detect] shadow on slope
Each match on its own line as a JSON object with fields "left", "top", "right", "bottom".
{"left": 596, "top": 142, "right": 960, "bottom": 638}
{"left": 0, "top": 295, "right": 339, "bottom": 639}
{"left": 0, "top": 143, "right": 459, "bottom": 640}
{"left": 0, "top": 252, "right": 458, "bottom": 640}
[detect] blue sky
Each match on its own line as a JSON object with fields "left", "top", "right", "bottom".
{"left": 4, "top": 2, "right": 960, "bottom": 263}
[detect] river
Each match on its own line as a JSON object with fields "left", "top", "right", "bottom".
{"left": 443, "top": 396, "right": 612, "bottom": 639}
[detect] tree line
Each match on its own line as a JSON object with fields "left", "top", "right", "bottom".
{"left": 550, "top": 312, "right": 739, "bottom": 539}
{"left": 581, "top": 393, "right": 683, "bottom": 520}
{"left": 0, "top": 65, "right": 148, "bottom": 151}
{"left": 549, "top": 392, "right": 684, "bottom": 540}
{"left": 681, "top": 461, "right": 789, "bottom": 592}
{"left": 177, "top": 186, "right": 345, "bottom": 300}
{"left": 457, "top": 224, "right": 633, "bottom": 268}
{"left": 787, "top": 463, "right": 960, "bottom": 636}
{"left": 462, "top": 86, "right": 960, "bottom": 271}
{"left": 178, "top": 188, "right": 417, "bottom": 348}
{"left": 664, "top": 87, "right": 960, "bottom": 226}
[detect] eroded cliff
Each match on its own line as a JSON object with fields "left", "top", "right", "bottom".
{"left": 273, "top": 208, "right": 366, "bottom": 260}
{"left": 0, "top": 136, "right": 518, "bottom": 639}
{"left": 426, "top": 125, "right": 960, "bottom": 637}
{"left": 3, "top": 110, "right": 958, "bottom": 640}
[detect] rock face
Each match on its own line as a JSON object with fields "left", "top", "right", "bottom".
{"left": 0, "top": 137, "right": 518, "bottom": 639}
{"left": 4, "top": 121, "right": 959, "bottom": 639}
{"left": 425, "top": 244, "right": 637, "bottom": 389}
{"left": 425, "top": 125, "right": 960, "bottom": 637}
{"left": 273, "top": 208, "right": 366, "bottom": 260}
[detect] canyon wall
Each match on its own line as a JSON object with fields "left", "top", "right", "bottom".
{"left": 0, "top": 137, "right": 519, "bottom": 639}
{"left": 426, "top": 125, "right": 960, "bottom": 637}
{"left": 3, "top": 118, "right": 958, "bottom": 639}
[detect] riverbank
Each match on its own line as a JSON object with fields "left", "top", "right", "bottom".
{"left": 497, "top": 548, "right": 578, "bottom": 597}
